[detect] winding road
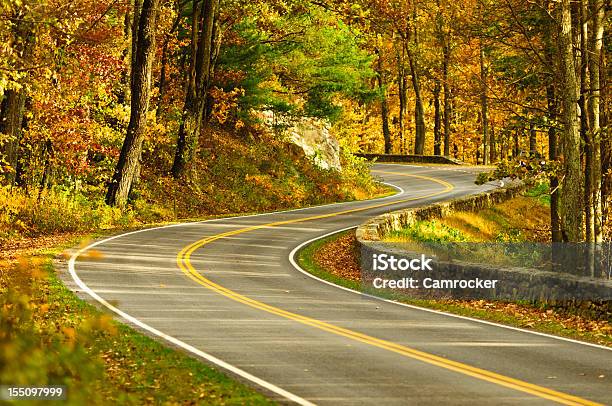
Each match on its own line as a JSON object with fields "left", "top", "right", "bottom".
{"left": 64, "top": 164, "right": 611, "bottom": 405}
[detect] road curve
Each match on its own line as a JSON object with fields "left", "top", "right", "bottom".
{"left": 65, "top": 164, "right": 612, "bottom": 405}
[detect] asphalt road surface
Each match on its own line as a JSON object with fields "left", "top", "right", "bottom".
{"left": 64, "top": 164, "right": 612, "bottom": 406}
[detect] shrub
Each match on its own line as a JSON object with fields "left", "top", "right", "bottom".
{"left": 0, "top": 259, "right": 112, "bottom": 405}
{"left": 0, "top": 186, "right": 136, "bottom": 244}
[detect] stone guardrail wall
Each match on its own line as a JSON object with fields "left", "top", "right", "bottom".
{"left": 356, "top": 184, "right": 524, "bottom": 242}
{"left": 355, "top": 153, "right": 463, "bottom": 165}
{"left": 355, "top": 184, "right": 612, "bottom": 301}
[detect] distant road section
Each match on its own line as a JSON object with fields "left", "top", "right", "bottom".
{"left": 66, "top": 164, "right": 611, "bottom": 405}
{"left": 355, "top": 153, "right": 463, "bottom": 165}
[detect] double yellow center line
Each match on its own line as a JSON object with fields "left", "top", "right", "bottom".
{"left": 176, "top": 171, "right": 601, "bottom": 406}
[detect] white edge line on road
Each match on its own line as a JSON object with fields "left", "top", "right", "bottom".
{"left": 67, "top": 167, "right": 608, "bottom": 406}
{"left": 288, "top": 228, "right": 612, "bottom": 352}
{"left": 68, "top": 238, "right": 316, "bottom": 406}
{"left": 66, "top": 178, "right": 404, "bottom": 406}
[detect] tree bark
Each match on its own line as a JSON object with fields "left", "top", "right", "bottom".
{"left": 543, "top": 4, "right": 562, "bottom": 242}
{"left": 587, "top": 0, "right": 604, "bottom": 242}
{"left": 396, "top": 44, "right": 408, "bottom": 154}
{"left": 513, "top": 127, "right": 520, "bottom": 158}
{"left": 374, "top": 44, "right": 391, "bottom": 154}
{"left": 172, "top": 0, "right": 219, "bottom": 178}
{"left": 547, "top": 83, "right": 562, "bottom": 242}
{"left": 577, "top": 0, "right": 595, "bottom": 243}
{"left": 489, "top": 124, "right": 496, "bottom": 163}
{"left": 128, "top": 0, "right": 143, "bottom": 102}
{"left": 529, "top": 122, "right": 537, "bottom": 156}
{"left": 436, "top": 0, "right": 451, "bottom": 157}
{"left": 156, "top": 9, "right": 182, "bottom": 117}
{"left": 0, "top": 89, "right": 27, "bottom": 185}
{"left": 433, "top": 78, "right": 442, "bottom": 155}
{"left": 106, "top": 0, "right": 160, "bottom": 207}
{"left": 479, "top": 44, "right": 489, "bottom": 165}
{"left": 0, "top": 16, "right": 34, "bottom": 186}
{"left": 600, "top": 22, "right": 610, "bottom": 238}
{"left": 408, "top": 3, "right": 425, "bottom": 155}
{"left": 440, "top": 37, "right": 452, "bottom": 158}
{"left": 557, "top": 0, "right": 584, "bottom": 242}
{"left": 406, "top": 49, "right": 425, "bottom": 155}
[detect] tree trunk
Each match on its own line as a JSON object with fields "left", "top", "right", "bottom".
{"left": 433, "top": 78, "right": 441, "bottom": 155}
{"left": 375, "top": 44, "right": 391, "bottom": 154}
{"left": 587, "top": 0, "right": 604, "bottom": 242}
{"left": 0, "top": 89, "right": 27, "bottom": 185}
{"left": 557, "top": 0, "right": 583, "bottom": 242}
{"left": 106, "top": 0, "right": 160, "bottom": 207}
{"left": 547, "top": 84, "right": 563, "bottom": 243}
{"left": 172, "top": 0, "right": 219, "bottom": 178}
{"left": 156, "top": 11, "right": 181, "bottom": 117}
{"left": 600, "top": 21, "right": 610, "bottom": 238}
{"left": 543, "top": 6, "right": 563, "bottom": 242}
{"left": 128, "top": 0, "right": 143, "bottom": 100}
{"left": 529, "top": 122, "right": 537, "bottom": 156}
{"left": 407, "top": 49, "right": 425, "bottom": 155}
{"left": 489, "top": 124, "right": 496, "bottom": 163}
{"left": 443, "top": 45, "right": 451, "bottom": 157}
{"left": 397, "top": 44, "right": 408, "bottom": 154}
{"left": 513, "top": 128, "right": 520, "bottom": 158}
{"left": 479, "top": 44, "right": 489, "bottom": 165}
{"left": 408, "top": 3, "right": 425, "bottom": 155}
{"left": 0, "top": 16, "right": 34, "bottom": 186}
{"left": 577, "top": 0, "right": 596, "bottom": 243}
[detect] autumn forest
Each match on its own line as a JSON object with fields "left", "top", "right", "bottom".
{"left": 0, "top": 0, "right": 610, "bottom": 244}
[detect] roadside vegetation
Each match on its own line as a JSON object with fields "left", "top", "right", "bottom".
{"left": 0, "top": 238, "right": 276, "bottom": 405}
{"left": 386, "top": 184, "right": 552, "bottom": 243}
{"left": 1, "top": 129, "right": 385, "bottom": 247}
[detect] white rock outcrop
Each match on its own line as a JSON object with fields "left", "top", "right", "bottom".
{"left": 259, "top": 111, "right": 341, "bottom": 171}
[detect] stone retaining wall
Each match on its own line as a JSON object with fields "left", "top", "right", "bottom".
{"left": 356, "top": 184, "right": 524, "bottom": 241}
{"left": 355, "top": 184, "right": 612, "bottom": 301}
{"left": 356, "top": 153, "right": 462, "bottom": 165}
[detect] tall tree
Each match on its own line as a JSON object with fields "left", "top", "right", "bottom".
{"left": 587, "top": 0, "right": 604, "bottom": 242}
{"left": 396, "top": 41, "right": 408, "bottom": 154}
{"left": 442, "top": 41, "right": 452, "bottom": 156}
{"left": 408, "top": 2, "right": 426, "bottom": 155}
{"left": 433, "top": 78, "right": 442, "bottom": 155}
{"left": 157, "top": 2, "right": 183, "bottom": 117}
{"left": 557, "top": 0, "right": 583, "bottom": 242}
{"left": 375, "top": 44, "right": 392, "bottom": 154}
{"left": 0, "top": 14, "right": 34, "bottom": 185}
{"left": 434, "top": 0, "right": 453, "bottom": 157}
{"left": 479, "top": 43, "right": 489, "bottom": 165}
{"left": 106, "top": 0, "right": 161, "bottom": 206}
{"left": 171, "top": 0, "right": 220, "bottom": 178}
{"left": 541, "top": 5, "right": 563, "bottom": 242}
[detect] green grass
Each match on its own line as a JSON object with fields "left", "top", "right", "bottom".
{"left": 386, "top": 220, "right": 469, "bottom": 243}
{"left": 525, "top": 183, "right": 552, "bottom": 206}
{"left": 296, "top": 231, "right": 612, "bottom": 347}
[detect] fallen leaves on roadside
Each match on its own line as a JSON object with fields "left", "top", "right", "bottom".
{"left": 314, "top": 232, "right": 361, "bottom": 282}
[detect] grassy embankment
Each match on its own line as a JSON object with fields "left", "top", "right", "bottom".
{"left": 297, "top": 185, "right": 612, "bottom": 347}
{"left": 0, "top": 130, "right": 392, "bottom": 404}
